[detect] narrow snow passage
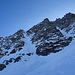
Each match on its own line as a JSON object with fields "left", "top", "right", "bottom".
{"left": 0, "top": 34, "right": 36, "bottom": 64}
{"left": 56, "top": 27, "right": 68, "bottom": 37}
{"left": 56, "top": 23, "right": 75, "bottom": 37}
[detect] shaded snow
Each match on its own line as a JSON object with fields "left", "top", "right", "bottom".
{"left": 0, "top": 36, "right": 75, "bottom": 75}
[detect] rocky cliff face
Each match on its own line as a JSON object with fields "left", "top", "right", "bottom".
{"left": 0, "top": 12, "right": 75, "bottom": 71}
{"left": 53, "top": 12, "right": 75, "bottom": 33}
{"left": 0, "top": 29, "right": 26, "bottom": 71}
{"left": 26, "top": 13, "right": 75, "bottom": 56}
{"left": 0, "top": 29, "right": 25, "bottom": 58}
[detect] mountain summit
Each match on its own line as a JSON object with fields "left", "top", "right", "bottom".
{"left": 0, "top": 12, "right": 75, "bottom": 75}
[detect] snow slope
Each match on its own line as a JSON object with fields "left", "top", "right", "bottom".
{"left": 26, "top": 39, "right": 75, "bottom": 75}
{"left": 0, "top": 36, "right": 75, "bottom": 75}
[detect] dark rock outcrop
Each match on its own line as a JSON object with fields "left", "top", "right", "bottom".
{"left": 0, "top": 64, "right": 6, "bottom": 71}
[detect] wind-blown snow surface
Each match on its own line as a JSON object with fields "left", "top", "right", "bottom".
{"left": 0, "top": 35, "right": 75, "bottom": 75}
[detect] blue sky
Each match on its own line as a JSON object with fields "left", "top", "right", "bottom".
{"left": 0, "top": 0, "right": 75, "bottom": 37}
